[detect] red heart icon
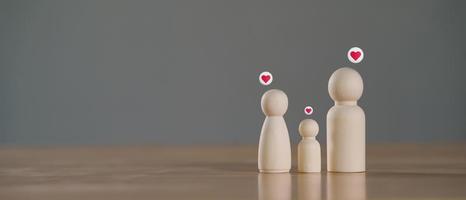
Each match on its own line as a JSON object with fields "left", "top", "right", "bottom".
{"left": 261, "top": 75, "right": 271, "bottom": 83}
{"left": 305, "top": 108, "right": 312, "bottom": 114}
{"left": 350, "top": 51, "right": 361, "bottom": 61}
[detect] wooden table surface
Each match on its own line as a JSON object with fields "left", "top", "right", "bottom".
{"left": 0, "top": 143, "right": 465, "bottom": 200}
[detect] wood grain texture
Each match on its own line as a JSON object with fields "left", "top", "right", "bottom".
{"left": 0, "top": 143, "right": 465, "bottom": 200}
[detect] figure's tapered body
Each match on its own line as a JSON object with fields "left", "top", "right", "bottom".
{"left": 327, "top": 67, "right": 366, "bottom": 172}
{"left": 258, "top": 89, "right": 291, "bottom": 173}
{"left": 259, "top": 116, "right": 291, "bottom": 173}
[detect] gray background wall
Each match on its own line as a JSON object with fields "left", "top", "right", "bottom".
{"left": 1, "top": 0, "right": 465, "bottom": 146}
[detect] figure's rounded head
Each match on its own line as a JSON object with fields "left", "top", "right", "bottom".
{"left": 261, "top": 89, "right": 288, "bottom": 116}
{"left": 299, "top": 119, "right": 319, "bottom": 137}
{"left": 328, "top": 67, "right": 364, "bottom": 102}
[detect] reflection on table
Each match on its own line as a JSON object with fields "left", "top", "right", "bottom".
{"left": 258, "top": 173, "right": 291, "bottom": 200}
{"left": 298, "top": 173, "right": 321, "bottom": 200}
{"left": 327, "top": 172, "right": 366, "bottom": 200}
{"left": 257, "top": 172, "right": 366, "bottom": 200}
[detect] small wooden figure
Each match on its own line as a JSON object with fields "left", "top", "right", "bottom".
{"left": 298, "top": 119, "right": 321, "bottom": 173}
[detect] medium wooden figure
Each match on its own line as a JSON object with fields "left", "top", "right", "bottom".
{"left": 258, "top": 89, "right": 291, "bottom": 173}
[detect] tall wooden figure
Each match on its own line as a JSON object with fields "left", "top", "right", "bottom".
{"left": 258, "top": 89, "right": 291, "bottom": 173}
{"left": 327, "top": 67, "right": 366, "bottom": 172}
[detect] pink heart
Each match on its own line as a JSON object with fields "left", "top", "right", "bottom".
{"left": 305, "top": 108, "right": 312, "bottom": 114}
{"left": 261, "top": 75, "right": 271, "bottom": 83}
{"left": 350, "top": 51, "right": 361, "bottom": 61}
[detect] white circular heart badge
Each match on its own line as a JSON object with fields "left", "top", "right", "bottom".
{"left": 347, "top": 47, "right": 364, "bottom": 63}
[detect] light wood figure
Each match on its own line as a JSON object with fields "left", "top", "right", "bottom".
{"left": 298, "top": 119, "right": 321, "bottom": 173}
{"left": 327, "top": 67, "right": 366, "bottom": 172}
{"left": 258, "top": 89, "right": 291, "bottom": 173}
